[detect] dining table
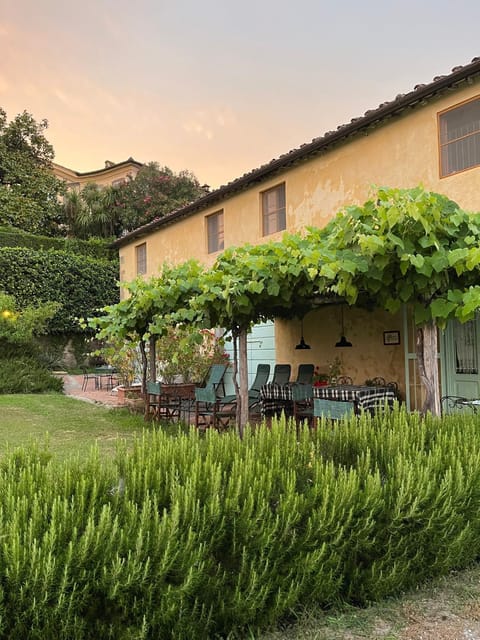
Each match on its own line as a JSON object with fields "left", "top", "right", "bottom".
{"left": 260, "top": 383, "right": 396, "bottom": 417}
{"left": 94, "top": 365, "right": 118, "bottom": 390}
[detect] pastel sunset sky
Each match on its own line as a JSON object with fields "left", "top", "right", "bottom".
{"left": 1, "top": 0, "right": 479, "bottom": 188}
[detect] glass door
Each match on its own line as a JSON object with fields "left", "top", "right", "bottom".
{"left": 441, "top": 317, "right": 480, "bottom": 400}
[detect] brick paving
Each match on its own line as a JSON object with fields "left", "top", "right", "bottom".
{"left": 61, "top": 374, "right": 123, "bottom": 407}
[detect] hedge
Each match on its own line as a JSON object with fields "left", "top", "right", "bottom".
{"left": 0, "top": 247, "right": 119, "bottom": 333}
{"left": 0, "top": 227, "right": 115, "bottom": 261}
{"left": 0, "top": 408, "right": 479, "bottom": 638}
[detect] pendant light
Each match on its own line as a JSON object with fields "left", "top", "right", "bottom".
{"left": 335, "top": 305, "right": 352, "bottom": 348}
{"left": 295, "top": 318, "right": 311, "bottom": 350}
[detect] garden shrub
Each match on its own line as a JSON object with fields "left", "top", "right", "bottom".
{"left": 0, "top": 226, "right": 115, "bottom": 260}
{"left": 0, "top": 408, "right": 480, "bottom": 637}
{"left": 0, "top": 357, "right": 63, "bottom": 393}
{"left": 0, "top": 247, "right": 119, "bottom": 333}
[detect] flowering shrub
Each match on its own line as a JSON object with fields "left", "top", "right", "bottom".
{"left": 95, "top": 339, "right": 142, "bottom": 387}
{"left": 156, "top": 326, "right": 229, "bottom": 384}
{"left": 313, "top": 366, "right": 329, "bottom": 387}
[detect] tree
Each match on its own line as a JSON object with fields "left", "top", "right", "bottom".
{"left": 88, "top": 261, "right": 205, "bottom": 393}
{"left": 316, "top": 186, "right": 480, "bottom": 415}
{"left": 0, "top": 108, "right": 64, "bottom": 236}
{"left": 64, "top": 184, "right": 119, "bottom": 239}
{"left": 114, "top": 162, "right": 207, "bottom": 232}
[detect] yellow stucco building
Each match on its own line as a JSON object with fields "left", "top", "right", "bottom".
{"left": 113, "top": 58, "right": 480, "bottom": 410}
{"left": 52, "top": 158, "right": 143, "bottom": 190}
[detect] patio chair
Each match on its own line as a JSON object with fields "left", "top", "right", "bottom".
{"left": 194, "top": 385, "right": 235, "bottom": 430}
{"left": 145, "top": 381, "right": 162, "bottom": 420}
{"left": 370, "top": 376, "right": 386, "bottom": 386}
{"left": 271, "top": 364, "right": 291, "bottom": 386}
{"left": 440, "top": 395, "right": 473, "bottom": 415}
{"left": 292, "top": 383, "right": 314, "bottom": 427}
{"left": 219, "top": 363, "right": 271, "bottom": 408}
{"left": 81, "top": 367, "right": 97, "bottom": 392}
{"left": 295, "top": 364, "right": 314, "bottom": 385}
{"left": 337, "top": 375, "right": 353, "bottom": 385}
{"left": 200, "top": 364, "right": 228, "bottom": 397}
{"left": 386, "top": 380, "right": 402, "bottom": 402}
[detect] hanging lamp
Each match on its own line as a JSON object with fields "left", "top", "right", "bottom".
{"left": 295, "top": 318, "right": 311, "bottom": 350}
{"left": 335, "top": 305, "right": 352, "bottom": 348}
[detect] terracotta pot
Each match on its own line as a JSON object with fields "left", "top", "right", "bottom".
{"left": 117, "top": 385, "right": 142, "bottom": 404}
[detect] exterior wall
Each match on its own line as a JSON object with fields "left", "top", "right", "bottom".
{"left": 276, "top": 307, "right": 405, "bottom": 398}
{"left": 52, "top": 160, "right": 142, "bottom": 190}
{"left": 116, "top": 78, "right": 480, "bottom": 403}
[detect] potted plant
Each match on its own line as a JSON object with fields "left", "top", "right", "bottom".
{"left": 90, "top": 339, "right": 142, "bottom": 404}
{"left": 327, "top": 356, "right": 343, "bottom": 386}
{"left": 313, "top": 367, "right": 329, "bottom": 387}
{"left": 156, "top": 326, "right": 229, "bottom": 385}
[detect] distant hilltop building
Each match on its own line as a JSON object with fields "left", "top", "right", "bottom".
{"left": 52, "top": 158, "right": 143, "bottom": 190}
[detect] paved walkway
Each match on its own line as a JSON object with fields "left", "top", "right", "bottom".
{"left": 61, "top": 374, "right": 123, "bottom": 407}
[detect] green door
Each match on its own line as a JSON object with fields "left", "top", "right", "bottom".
{"left": 442, "top": 317, "right": 480, "bottom": 400}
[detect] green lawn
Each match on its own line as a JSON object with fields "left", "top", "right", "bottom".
{"left": 0, "top": 393, "right": 159, "bottom": 460}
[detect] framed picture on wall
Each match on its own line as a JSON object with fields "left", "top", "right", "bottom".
{"left": 383, "top": 330, "right": 400, "bottom": 346}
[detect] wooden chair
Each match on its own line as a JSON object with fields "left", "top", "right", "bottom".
{"left": 195, "top": 386, "right": 235, "bottom": 430}
{"left": 337, "top": 375, "right": 353, "bottom": 385}
{"left": 369, "top": 376, "right": 386, "bottom": 386}
{"left": 145, "top": 381, "right": 162, "bottom": 420}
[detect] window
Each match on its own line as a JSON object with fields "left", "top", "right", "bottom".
{"left": 136, "top": 242, "right": 147, "bottom": 275}
{"left": 262, "top": 183, "right": 286, "bottom": 236}
{"left": 206, "top": 210, "right": 224, "bottom": 253}
{"left": 439, "top": 97, "right": 480, "bottom": 177}
{"left": 454, "top": 318, "right": 478, "bottom": 374}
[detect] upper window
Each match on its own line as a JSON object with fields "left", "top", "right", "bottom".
{"left": 262, "top": 183, "right": 286, "bottom": 236}
{"left": 439, "top": 97, "right": 480, "bottom": 177}
{"left": 136, "top": 242, "right": 147, "bottom": 275}
{"left": 206, "top": 210, "right": 224, "bottom": 254}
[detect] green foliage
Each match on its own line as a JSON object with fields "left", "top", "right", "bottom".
{"left": 0, "top": 108, "right": 64, "bottom": 236}
{"left": 62, "top": 183, "right": 119, "bottom": 239}
{"left": 0, "top": 291, "right": 59, "bottom": 346}
{"left": 0, "top": 226, "right": 115, "bottom": 260}
{"left": 115, "top": 161, "right": 206, "bottom": 232}
{"left": 59, "top": 162, "right": 206, "bottom": 239}
{"left": 89, "top": 261, "right": 205, "bottom": 343}
{"left": 0, "top": 248, "right": 119, "bottom": 333}
{"left": 316, "top": 185, "right": 480, "bottom": 327}
{"left": 93, "top": 338, "right": 142, "bottom": 386}
{"left": 0, "top": 409, "right": 479, "bottom": 636}
{"left": 155, "top": 326, "right": 229, "bottom": 383}
{"left": 0, "top": 357, "right": 63, "bottom": 393}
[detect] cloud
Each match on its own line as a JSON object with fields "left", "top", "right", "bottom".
{"left": 182, "top": 107, "right": 237, "bottom": 140}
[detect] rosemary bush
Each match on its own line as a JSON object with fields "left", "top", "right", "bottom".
{"left": 0, "top": 408, "right": 480, "bottom": 638}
